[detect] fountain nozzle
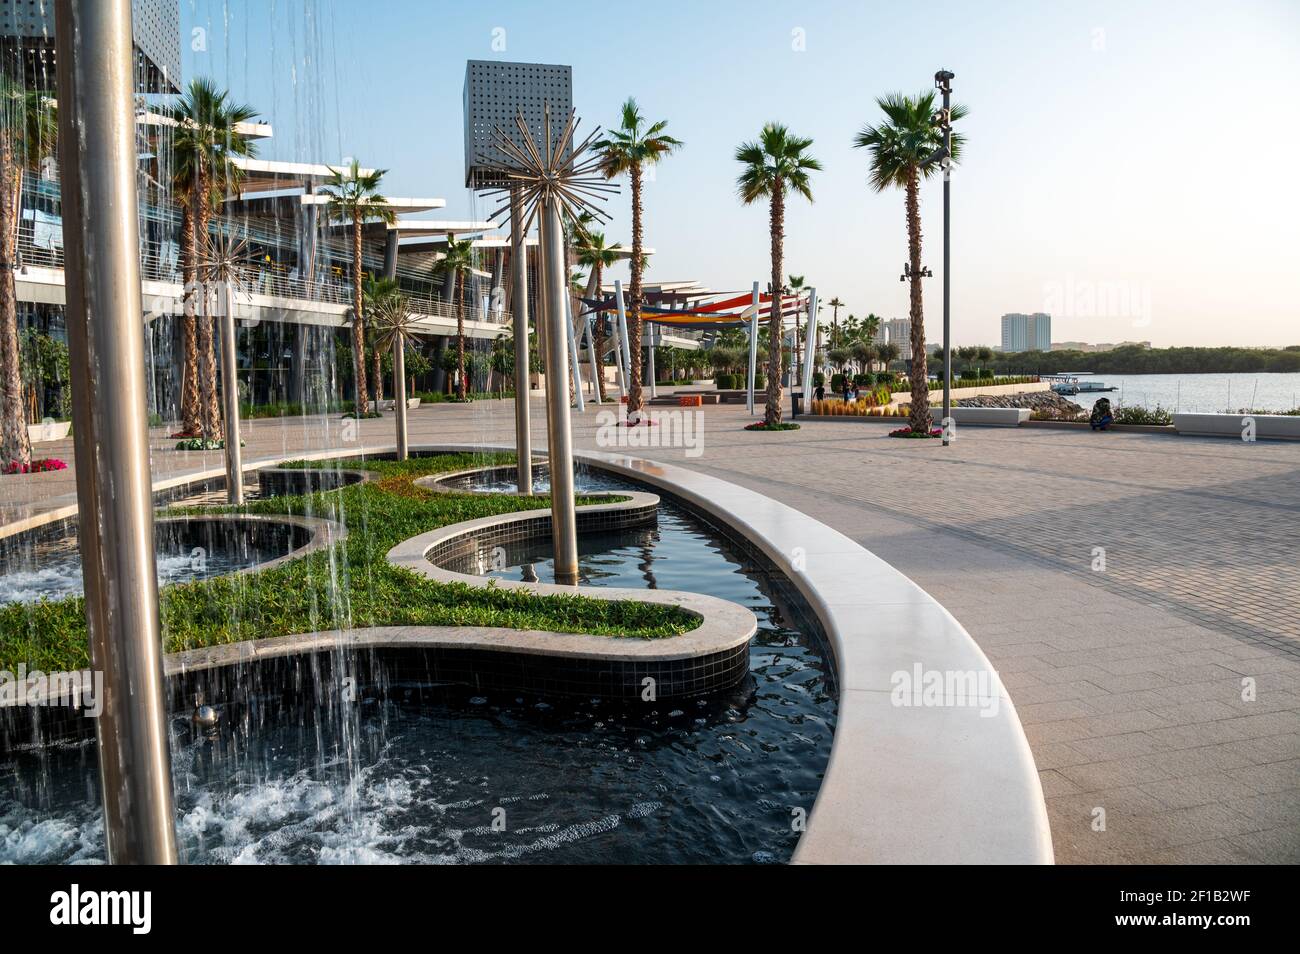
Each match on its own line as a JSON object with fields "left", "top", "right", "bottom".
{"left": 192, "top": 704, "right": 220, "bottom": 730}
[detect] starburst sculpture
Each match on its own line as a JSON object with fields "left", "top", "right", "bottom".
{"left": 477, "top": 105, "right": 619, "bottom": 236}
{"left": 200, "top": 232, "right": 258, "bottom": 290}
{"left": 370, "top": 291, "right": 421, "bottom": 352}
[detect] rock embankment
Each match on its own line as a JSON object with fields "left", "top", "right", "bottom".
{"left": 953, "top": 391, "right": 1085, "bottom": 418}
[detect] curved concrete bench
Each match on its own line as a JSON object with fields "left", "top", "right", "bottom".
{"left": 1174, "top": 412, "right": 1300, "bottom": 440}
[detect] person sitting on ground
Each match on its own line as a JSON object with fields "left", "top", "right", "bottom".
{"left": 1090, "top": 398, "right": 1114, "bottom": 431}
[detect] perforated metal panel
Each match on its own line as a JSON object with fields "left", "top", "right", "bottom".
{"left": 1, "top": 0, "right": 180, "bottom": 92}
{"left": 464, "top": 59, "right": 572, "bottom": 189}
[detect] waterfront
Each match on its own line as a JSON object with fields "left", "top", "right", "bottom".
{"left": 1064, "top": 373, "right": 1300, "bottom": 414}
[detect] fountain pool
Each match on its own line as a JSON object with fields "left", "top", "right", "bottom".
{"left": 0, "top": 468, "right": 835, "bottom": 864}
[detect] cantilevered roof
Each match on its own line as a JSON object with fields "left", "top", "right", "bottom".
{"left": 229, "top": 157, "right": 377, "bottom": 195}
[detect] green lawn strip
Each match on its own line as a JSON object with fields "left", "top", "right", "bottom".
{"left": 0, "top": 452, "right": 695, "bottom": 673}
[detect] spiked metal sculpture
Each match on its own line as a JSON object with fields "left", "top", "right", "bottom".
{"left": 202, "top": 233, "right": 257, "bottom": 504}
{"left": 477, "top": 107, "right": 617, "bottom": 582}
{"left": 371, "top": 292, "right": 421, "bottom": 460}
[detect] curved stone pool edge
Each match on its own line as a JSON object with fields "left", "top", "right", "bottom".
{"left": 565, "top": 447, "right": 1054, "bottom": 866}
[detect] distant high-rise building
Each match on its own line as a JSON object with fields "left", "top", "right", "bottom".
{"left": 1000, "top": 313, "right": 1051, "bottom": 352}
{"left": 874, "top": 317, "right": 912, "bottom": 360}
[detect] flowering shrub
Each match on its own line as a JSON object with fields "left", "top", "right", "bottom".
{"left": 3, "top": 458, "right": 68, "bottom": 474}
{"left": 744, "top": 420, "right": 800, "bottom": 431}
{"left": 888, "top": 426, "right": 943, "bottom": 439}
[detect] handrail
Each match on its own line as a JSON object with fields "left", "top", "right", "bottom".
{"left": 17, "top": 235, "right": 512, "bottom": 328}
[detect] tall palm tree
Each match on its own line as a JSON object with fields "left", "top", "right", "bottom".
{"left": 574, "top": 229, "right": 619, "bottom": 400}
{"left": 787, "top": 274, "right": 807, "bottom": 378}
{"left": 431, "top": 236, "right": 474, "bottom": 400}
{"left": 735, "top": 123, "right": 821, "bottom": 426}
{"left": 0, "top": 81, "right": 55, "bottom": 467}
{"left": 854, "top": 92, "right": 966, "bottom": 432}
{"left": 321, "top": 159, "right": 394, "bottom": 415}
{"left": 595, "top": 98, "right": 682, "bottom": 421}
{"left": 167, "top": 78, "right": 258, "bottom": 440}
{"left": 828, "top": 296, "right": 844, "bottom": 351}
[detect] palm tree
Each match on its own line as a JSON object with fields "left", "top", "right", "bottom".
{"left": 595, "top": 98, "right": 682, "bottom": 421}
{"left": 321, "top": 159, "right": 394, "bottom": 415}
{"left": 166, "top": 78, "right": 258, "bottom": 440}
{"left": 431, "top": 236, "right": 475, "bottom": 400}
{"left": 854, "top": 92, "right": 966, "bottom": 432}
{"left": 370, "top": 289, "right": 420, "bottom": 458}
{"left": 827, "top": 296, "right": 844, "bottom": 355}
{"left": 0, "top": 80, "right": 55, "bottom": 467}
{"left": 574, "top": 229, "right": 619, "bottom": 400}
{"left": 735, "top": 123, "right": 822, "bottom": 426}
{"left": 165, "top": 79, "right": 258, "bottom": 440}
{"left": 787, "top": 274, "right": 807, "bottom": 379}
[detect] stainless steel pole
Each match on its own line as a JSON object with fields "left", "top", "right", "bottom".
{"left": 220, "top": 283, "right": 244, "bottom": 504}
{"left": 509, "top": 188, "right": 533, "bottom": 494}
{"left": 747, "top": 281, "right": 760, "bottom": 414}
{"left": 583, "top": 314, "right": 601, "bottom": 404}
{"left": 539, "top": 198, "right": 579, "bottom": 582}
{"left": 383, "top": 232, "right": 408, "bottom": 460}
{"left": 614, "top": 279, "right": 632, "bottom": 397}
{"left": 54, "top": 0, "right": 178, "bottom": 865}
{"left": 565, "top": 296, "right": 584, "bottom": 413}
{"left": 940, "top": 71, "right": 953, "bottom": 446}
{"left": 393, "top": 338, "right": 408, "bottom": 460}
{"left": 803, "top": 287, "right": 819, "bottom": 397}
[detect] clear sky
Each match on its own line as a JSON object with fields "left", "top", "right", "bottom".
{"left": 182, "top": 0, "right": 1300, "bottom": 348}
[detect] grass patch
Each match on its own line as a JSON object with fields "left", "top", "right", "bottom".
{"left": 0, "top": 452, "right": 695, "bottom": 672}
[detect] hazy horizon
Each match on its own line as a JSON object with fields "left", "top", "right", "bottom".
{"left": 182, "top": 0, "right": 1300, "bottom": 348}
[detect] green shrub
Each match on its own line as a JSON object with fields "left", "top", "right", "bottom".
{"left": 830, "top": 373, "right": 846, "bottom": 393}
{"left": 753, "top": 373, "right": 766, "bottom": 390}
{"left": 852, "top": 372, "right": 872, "bottom": 387}
{"left": 1113, "top": 405, "right": 1173, "bottom": 426}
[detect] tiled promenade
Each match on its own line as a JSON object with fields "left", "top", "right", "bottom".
{"left": 4, "top": 396, "right": 1298, "bottom": 863}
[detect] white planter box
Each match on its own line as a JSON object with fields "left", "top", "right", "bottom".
{"left": 407, "top": 398, "right": 421, "bottom": 409}
{"left": 1173, "top": 413, "right": 1300, "bottom": 440}
{"left": 27, "top": 420, "right": 71, "bottom": 443}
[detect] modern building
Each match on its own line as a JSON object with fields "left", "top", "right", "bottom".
{"left": 873, "top": 317, "right": 912, "bottom": 360}
{"left": 1, "top": 0, "right": 180, "bottom": 92}
{"left": 1000, "top": 313, "right": 1051, "bottom": 352}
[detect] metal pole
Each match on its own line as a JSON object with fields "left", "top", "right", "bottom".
{"left": 803, "top": 287, "right": 819, "bottom": 398}
{"left": 220, "top": 283, "right": 244, "bottom": 504}
{"left": 54, "top": 0, "right": 177, "bottom": 865}
{"left": 539, "top": 197, "right": 579, "bottom": 582}
{"left": 940, "top": 70, "right": 953, "bottom": 446}
{"left": 393, "top": 337, "right": 408, "bottom": 460}
{"left": 648, "top": 325, "right": 657, "bottom": 399}
{"left": 583, "top": 314, "right": 601, "bottom": 403}
{"left": 747, "top": 281, "right": 760, "bottom": 414}
{"left": 565, "top": 295, "right": 584, "bottom": 413}
{"left": 383, "top": 228, "right": 407, "bottom": 460}
{"left": 614, "top": 279, "right": 632, "bottom": 398}
{"left": 509, "top": 188, "right": 533, "bottom": 494}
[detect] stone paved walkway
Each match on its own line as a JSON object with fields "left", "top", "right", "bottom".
{"left": 5, "top": 396, "right": 1298, "bottom": 863}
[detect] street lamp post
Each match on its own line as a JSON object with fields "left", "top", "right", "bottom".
{"left": 936, "top": 69, "right": 955, "bottom": 445}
